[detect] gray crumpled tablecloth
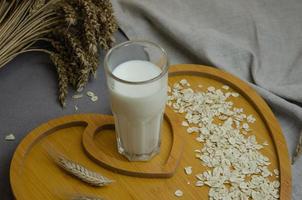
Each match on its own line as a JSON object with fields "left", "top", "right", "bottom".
{"left": 112, "top": 0, "right": 302, "bottom": 198}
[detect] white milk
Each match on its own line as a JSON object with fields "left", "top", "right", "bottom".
{"left": 109, "top": 60, "right": 167, "bottom": 158}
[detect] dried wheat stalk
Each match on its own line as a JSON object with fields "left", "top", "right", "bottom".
{"left": 49, "top": 0, "right": 117, "bottom": 106}
{"left": 0, "top": 0, "right": 60, "bottom": 68}
{"left": 0, "top": 0, "right": 117, "bottom": 107}
{"left": 46, "top": 146, "right": 114, "bottom": 186}
{"left": 71, "top": 195, "right": 105, "bottom": 200}
{"left": 55, "top": 155, "right": 113, "bottom": 186}
{"left": 292, "top": 129, "right": 302, "bottom": 164}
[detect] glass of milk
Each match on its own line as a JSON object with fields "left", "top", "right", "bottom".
{"left": 104, "top": 40, "right": 169, "bottom": 161}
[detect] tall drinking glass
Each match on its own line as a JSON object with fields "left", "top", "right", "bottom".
{"left": 104, "top": 40, "right": 169, "bottom": 161}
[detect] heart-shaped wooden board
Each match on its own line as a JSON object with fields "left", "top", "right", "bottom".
{"left": 82, "top": 108, "right": 183, "bottom": 178}
{"left": 10, "top": 64, "right": 291, "bottom": 200}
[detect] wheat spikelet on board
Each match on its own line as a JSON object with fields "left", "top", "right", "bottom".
{"left": 292, "top": 129, "right": 302, "bottom": 164}
{"left": 71, "top": 195, "right": 105, "bottom": 200}
{"left": 45, "top": 145, "right": 113, "bottom": 186}
{"left": 56, "top": 156, "right": 113, "bottom": 186}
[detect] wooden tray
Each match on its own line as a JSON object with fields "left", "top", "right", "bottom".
{"left": 10, "top": 64, "right": 291, "bottom": 200}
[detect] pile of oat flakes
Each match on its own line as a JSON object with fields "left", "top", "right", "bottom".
{"left": 167, "top": 79, "right": 280, "bottom": 200}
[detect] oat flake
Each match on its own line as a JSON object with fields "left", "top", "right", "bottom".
{"left": 184, "top": 166, "right": 192, "bottom": 175}
{"left": 174, "top": 190, "right": 183, "bottom": 197}
{"left": 5, "top": 134, "right": 15, "bottom": 141}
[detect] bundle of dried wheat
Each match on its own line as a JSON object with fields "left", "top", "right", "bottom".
{"left": 50, "top": 0, "right": 117, "bottom": 106}
{"left": 0, "top": 0, "right": 118, "bottom": 106}
{"left": 0, "top": 0, "right": 59, "bottom": 68}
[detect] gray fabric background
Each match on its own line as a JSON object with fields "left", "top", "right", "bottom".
{"left": 0, "top": 33, "right": 127, "bottom": 199}
{"left": 111, "top": 0, "right": 302, "bottom": 199}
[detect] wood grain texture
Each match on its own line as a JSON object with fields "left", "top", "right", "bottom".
{"left": 10, "top": 64, "right": 291, "bottom": 200}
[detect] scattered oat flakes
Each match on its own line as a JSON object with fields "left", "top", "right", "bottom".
{"left": 173, "top": 83, "right": 182, "bottom": 89}
{"left": 247, "top": 115, "right": 256, "bottom": 123}
{"left": 74, "top": 105, "right": 79, "bottom": 111}
{"left": 187, "top": 181, "right": 191, "bottom": 185}
{"left": 174, "top": 190, "right": 183, "bottom": 197}
{"left": 274, "top": 169, "right": 279, "bottom": 176}
{"left": 242, "top": 123, "right": 249, "bottom": 130}
{"left": 273, "top": 180, "right": 280, "bottom": 188}
{"left": 198, "top": 84, "right": 203, "bottom": 88}
{"left": 242, "top": 130, "right": 248, "bottom": 135}
{"left": 187, "top": 127, "right": 193, "bottom": 134}
{"left": 222, "top": 85, "right": 230, "bottom": 90}
{"left": 195, "top": 137, "right": 203, "bottom": 142}
{"left": 231, "top": 92, "right": 240, "bottom": 97}
{"left": 180, "top": 79, "right": 189, "bottom": 86}
{"left": 184, "top": 166, "right": 192, "bottom": 175}
{"left": 195, "top": 181, "right": 204, "bottom": 187}
{"left": 72, "top": 94, "right": 83, "bottom": 99}
{"left": 167, "top": 80, "right": 280, "bottom": 200}
{"left": 5, "top": 134, "right": 15, "bottom": 141}
{"left": 195, "top": 154, "right": 201, "bottom": 159}
{"left": 91, "top": 96, "right": 98, "bottom": 102}
{"left": 181, "top": 121, "right": 189, "bottom": 127}
{"left": 207, "top": 86, "right": 215, "bottom": 92}
{"left": 86, "top": 91, "right": 95, "bottom": 97}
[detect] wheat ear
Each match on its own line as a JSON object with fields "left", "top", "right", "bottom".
{"left": 292, "top": 129, "right": 302, "bottom": 164}
{"left": 71, "top": 195, "right": 105, "bottom": 200}
{"left": 45, "top": 145, "right": 113, "bottom": 186}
